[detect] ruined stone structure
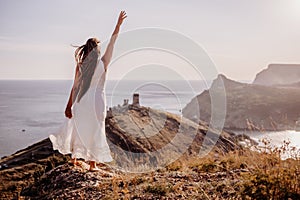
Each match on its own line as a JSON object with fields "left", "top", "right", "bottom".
{"left": 132, "top": 93, "right": 140, "bottom": 107}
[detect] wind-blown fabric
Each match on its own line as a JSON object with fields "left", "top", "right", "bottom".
{"left": 49, "top": 52, "right": 113, "bottom": 163}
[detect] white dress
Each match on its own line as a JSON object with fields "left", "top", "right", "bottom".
{"left": 49, "top": 58, "right": 113, "bottom": 163}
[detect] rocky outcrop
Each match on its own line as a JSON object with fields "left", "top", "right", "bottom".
{"left": 183, "top": 74, "right": 300, "bottom": 131}
{"left": 22, "top": 163, "right": 120, "bottom": 199}
{"left": 253, "top": 64, "right": 300, "bottom": 86}
{"left": 0, "top": 139, "right": 69, "bottom": 199}
{"left": 0, "top": 104, "right": 247, "bottom": 199}
{"left": 106, "top": 104, "right": 240, "bottom": 171}
{"left": 20, "top": 162, "right": 248, "bottom": 199}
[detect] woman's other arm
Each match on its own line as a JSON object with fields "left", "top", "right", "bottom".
{"left": 65, "top": 64, "right": 81, "bottom": 118}
{"left": 101, "top": 11, "right": 127, "bottom": 69}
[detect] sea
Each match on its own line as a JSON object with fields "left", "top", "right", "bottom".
{"left": 0, "top": 80, "right": 299, "bottom": 158}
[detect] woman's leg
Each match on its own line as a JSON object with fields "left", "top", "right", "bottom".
{"left": 71, "top": 157, "right": 77, "bottom": 165}
{"left": 89, "top": 161, "right": 99, "bottom": 171}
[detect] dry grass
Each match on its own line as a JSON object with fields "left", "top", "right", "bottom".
{"left": 2, "top": 138, "right": 299, "bottom": 199}
{"left": 239, "top": 139, "right": 300, "bottom": 199}
{"left": 182, "top": 139, "right": 300, "bottom": 199}
{"left": 104, "top": 139, "right": 300, "bottom": 199}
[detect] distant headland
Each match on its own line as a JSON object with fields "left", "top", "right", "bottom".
{"left": 253, "top": 63, "right": 300, "bottom": 86}
{"left": 183, "top": 64, "right": 300, "bottom": 131}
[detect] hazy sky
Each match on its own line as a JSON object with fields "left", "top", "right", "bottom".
{"left": 0, "top": 0, "right": 299, "bottom": 80}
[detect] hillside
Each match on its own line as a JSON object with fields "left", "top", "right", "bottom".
{"left": 0, "top": 104, "right": 245, "bottom": 199}
{"left": 253, "top": 64, "right": 300, "bottom": 86}
{"left": 183, "top": 74, "right": 300, "bottom": 131}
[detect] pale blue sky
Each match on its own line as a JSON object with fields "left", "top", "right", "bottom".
{"left": 0, "top": 0, "right": 299, "bottom": 80}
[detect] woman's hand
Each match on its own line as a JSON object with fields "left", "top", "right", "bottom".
{"left": 65, "top": 106, "right": 72, "bottom": 119}
{"left": 102, "top": 10, "right": 127, "bottom": 68}
{"left": 117, "top": 10, "right": 127, "bottom": 26}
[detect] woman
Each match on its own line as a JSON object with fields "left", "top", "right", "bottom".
{"left": 49, "top": 11, "right": 127, "bottom": 171}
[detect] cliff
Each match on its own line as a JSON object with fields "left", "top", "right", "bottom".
{"left": 253, "top": 64, "right": 300, "bottom": 86}
{"left": 183, "top": 74, "right": 300, "bottom": 131}
{"left": 0, "top": 104, "right": 247, "bottom": 199}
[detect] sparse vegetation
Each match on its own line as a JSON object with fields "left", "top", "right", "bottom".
{"left": 1, "top": 137, "right": 299, "bottom": 199}
{"left": 240, "top": 139, "right": 300, "bottom": 200}
{"left": 1, "top": 122, "right": 300, "bottom": 200}
{"left": 144, "top": 183, "right": 172, "bottom": 196}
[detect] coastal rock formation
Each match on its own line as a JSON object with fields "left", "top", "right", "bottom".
{"left": 183, "top": 74, "right": 300, "bottom": 131}
{"left": 105, "top": 104, "right": 241, "bottom": 172}
{"left": 0, "top": 102, "right": 249, "bottom": 199}
{"left": 253, "top": 64, "right": 300, "bottom": 86}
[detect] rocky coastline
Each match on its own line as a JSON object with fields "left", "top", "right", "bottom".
{"left": 183, "top": 74, "right": 300, "bottom": 131}
{"left": 2, "top": 64, "right": 300, "bottom": 199}
{"left": 0, "top": 96, "right": 256, "bottom": 199}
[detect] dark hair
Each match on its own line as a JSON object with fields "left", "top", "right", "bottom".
{"left": 73, "top": 38, "right": 100, "bottom": 103}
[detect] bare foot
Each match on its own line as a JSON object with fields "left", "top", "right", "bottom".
{"left": 69, "top": 158, "right": 78, "bottom": 166}
{"left": 69, "top": 159, "right": 88, "bottom": 170}
{"left": 89, "top": 161, "right": 96, "bottom": 167}
{"left": 89, "top": 161, "right": 103, "bottom": 172}
{"left": 89, "top": 166, "right": 101, "bottom": 172}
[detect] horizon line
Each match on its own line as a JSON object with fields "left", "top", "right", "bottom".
{"left": 0, "top": 77, "right": 252, "bottom": 81}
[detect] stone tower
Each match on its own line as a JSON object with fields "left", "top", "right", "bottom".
{"left": 132, "top": 93, "right": 140, "bottom": 106}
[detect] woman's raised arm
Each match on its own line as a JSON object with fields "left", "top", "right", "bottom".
{"left": 101, "top": 11, "right": 127, "bottom": 69}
